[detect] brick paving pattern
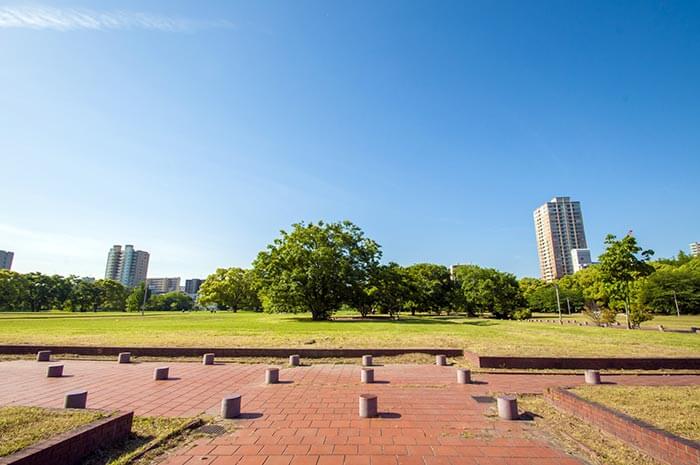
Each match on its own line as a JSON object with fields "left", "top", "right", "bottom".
{"left": 1, "top": 359, "right": 698, "bottom": 465}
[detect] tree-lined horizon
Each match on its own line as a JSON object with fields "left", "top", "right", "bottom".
{"left": 1, "top": 220, "right": 699, "bottom": 324}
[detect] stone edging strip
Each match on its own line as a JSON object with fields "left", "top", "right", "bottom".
{"left": 2, "top": 345, "right": 699, "bottom": 370}
{"left": 469, "top": 353, "right": 700, "bottom": 370}
{"left": 544, "top": 387, "right": 700, "bottom": 465}
{"left": 0, "top": 410, "right": 133, "bottom": 465}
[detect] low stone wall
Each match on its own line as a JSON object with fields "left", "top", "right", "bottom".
{"left": 544, "top": 388, "right": 700, "bottom": 465}
{"left": 0, "top": 345, "right": 463, "bottom": 358}
{"left": 0, "top": 410, "right": 133, "bottom": 465}
{"left": 470, "top": 353, "right": 700, "bottom": 370}
{"left": 524, "top": 318, "right": 697, "bottom": 334}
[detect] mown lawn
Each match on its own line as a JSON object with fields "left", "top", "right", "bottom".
{"left": 0, "top": 311, "right": 698, "bottom": 357}
{"left": 571, "top": 386, "right": 700, "bottom": 441}
{"left": 0, "top": 406, "right": 105, "bottom": 456}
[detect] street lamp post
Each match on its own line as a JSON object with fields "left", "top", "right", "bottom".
{"left": 141, "top": 280, "right": 148, "bottom": 316}
{"left": 554, "top": 284, "right": 562, "bottom": 324}
{"left": 673, "top": 291, "right": 680, "bottom": 317}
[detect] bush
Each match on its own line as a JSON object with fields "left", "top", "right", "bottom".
{"left": 512, "top": 308, "right": 532, "bottom": 320}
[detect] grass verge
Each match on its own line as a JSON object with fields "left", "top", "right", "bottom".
{"left": 571, "top": 385, "right": 700, "bottom": 442}
{"left": 0, "top": 311, "right": 698, "bottom": 357}
{"left": 0, "top": 406, "right": 106, "bottom": 457}
{"left": 518, "top": 395, "right": 661, "bottom": 465}
{"left": 83, "top": 416, "right": 202, "bottom": 465}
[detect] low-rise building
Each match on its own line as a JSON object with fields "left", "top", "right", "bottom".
{"left": 571, "top": 248, "right": 593, "bottom": 272}
{"left": 146, "top": 277, "right": 181, "bottom": 295}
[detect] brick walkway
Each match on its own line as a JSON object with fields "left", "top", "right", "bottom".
{"left": 1, "top": 360, "right": 699, "bottom": 465}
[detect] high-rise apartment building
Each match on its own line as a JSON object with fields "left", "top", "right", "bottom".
{"left": 0, "top": 250, "right": 14, "bottom": 270}
{"left": 146, "top": 277, "right": 181, "bottom": 295}
{"left": 185, "top": 278, "right": 204, "bottom": 297}
{"left": 691, "top": 242, "right": 700, "bottom": 257}
{"left": 104, "top": 245, "right": 149, "bottom": 287}
{"left": 534, "top": 197, "right": 588, "bottom": 281}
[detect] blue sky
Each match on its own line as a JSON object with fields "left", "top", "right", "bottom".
{"left": 1, "top": 0, "right": 698, "bottom": 279}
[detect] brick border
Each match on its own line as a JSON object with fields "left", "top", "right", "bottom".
{"left": 544, "top": 387, "right": 700, "bottom": 465}
{"left": 0, "top": 410, "right": 133, "bottom": 465}
{"left": 0, "top": 345, "right": 463, "bottom": 358}
{"left": 468, "top": 352, "right": 700, "bottom": 370}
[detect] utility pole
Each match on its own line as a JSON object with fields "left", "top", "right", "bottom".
{"left": 673, "top": 291, "right": 681, "bottom": 317}
{"left": 554, "top": 284, "right": 562, "bottom": 324}
{"left": 141, "top": 280, "right": 148, "bottom": 316}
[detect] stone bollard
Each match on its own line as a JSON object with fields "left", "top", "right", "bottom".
{"left": 118, "top": 352, "right": 131, "bottom": 364}
{"left": 657, "top": 325, "right": 665, "bottom": 332}
{"left": 47, "top": 365, "right": 64, "bottom": 378}
{"left": 289, "top": 354, "right": 300, "bottom": 367}
{"left": 154, "top": 367, "right": 169, "bottom": 380}
{"left": 36, "top": 350, "right": 51, "bottom": 362}
{"left": 361, "top": 368, "right": 374, "bottom": 384}
{"left": 203, "top": 353, "right": 215, "bottom": 365}
{"left": 456, "top": 368, "right": 471, "bottom": 384}
{"left": 359, "top": 394, "right": 378, "bottom": 418}
{"left": 265, "top": 368, "right": 279, "bottom": 384}
{"left": 221, "top": 394, "right": 241, "bottom": 419}
{"left": 362, "top": 355, "right": 373, "bottom": 367}
{"left": 64, "top": 390, "right": 87, "bottom": 409}
{"left": 497, "top": 395, "right": 519, "bottom": 420}
{"left": 584, "top": 369, "right": 601, "bottom": 385}
{"left": 436, "top": 355, "right": 447, "bottom": 366}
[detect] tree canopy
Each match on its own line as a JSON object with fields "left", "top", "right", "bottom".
{"left": 252, "top": 220, "right": 382, "bottom": 320}
{"left": 198, "top": 267, "right": 260, "bottom": 311}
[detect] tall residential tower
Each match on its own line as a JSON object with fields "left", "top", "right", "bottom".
{"left": 0, "top": 250, "right": 13, "bottom": 270}
{"left": 534, "top": 197, "right": 588, "bottom": 281}
{"left": 691, "top": 242, "right": 700, "bottom": 257}
{"left": 104, "top": 245, "right": 149, "bottom": 287}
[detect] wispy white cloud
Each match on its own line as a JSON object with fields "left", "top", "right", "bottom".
{"left": 0, "top": 5, "right": 232, "bottom": 32}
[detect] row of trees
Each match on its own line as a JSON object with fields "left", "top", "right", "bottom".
{"left": 0, "top": 271, "right": 194, "bottom": 312}
{"left": 3, "top": 221, "right": 698, "bottom": 324}
{"left": 197, "top": 222, "right": 699, "bottom": 325}
{"left": 521, "top": 238, "right": 700, "bottom": 324}
{"left": 197, "top": 221, "right": 524, "bottom": 320}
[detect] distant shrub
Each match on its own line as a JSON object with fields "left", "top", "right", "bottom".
{"left": 513, "top": 308, "right": 532, "bottom": 320}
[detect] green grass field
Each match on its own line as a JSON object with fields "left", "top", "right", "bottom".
{"left": 0, "top": 311, "right": 698, "bottom": 357}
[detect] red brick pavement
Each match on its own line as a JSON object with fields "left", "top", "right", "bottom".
{"left": 1, "top": 360, "right": 698, "bottom": 464}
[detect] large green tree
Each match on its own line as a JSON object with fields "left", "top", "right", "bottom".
{"left": 598, "top": 233, "right": 655, "bottom": 328}
{"left": 96, "top": 279, "right": 128, "bottom": 311}
{"left": 402, "top": 264, "right": 452, "bottom": 314}
{"left": 253, "top": 220, "right": 381, "bottom": 320}
{"left": 198, "top": 267, "right": 260, "bottom": 311}
{"left": 362, "top": 262, "right": 411, "bottom": 319}
{"left": 146, "top": 292, "right": 194, "bottom": 311}
{"left": 453, "top": 265, "right": 523, "bottom": 318}
{"left": 637, "top": 268, "right": 700, "bottom": 315}
{"left": 0, "top": 270, "right": 28, "bottom": 311}
{"left": 68, "top": 278, "right": 102, "bottom": 312}
{"left": 126, "top": 282, "right": 150, "bottom": 312}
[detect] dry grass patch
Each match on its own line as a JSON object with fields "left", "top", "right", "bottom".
{"left": 518, "top": 396, "right": 661, "bottom": 465}
{"left": 571, "top": 385, "right": 700, "bottom": 442}
{"left": 0, "top": 406, "right": 106, "bottom": 457}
